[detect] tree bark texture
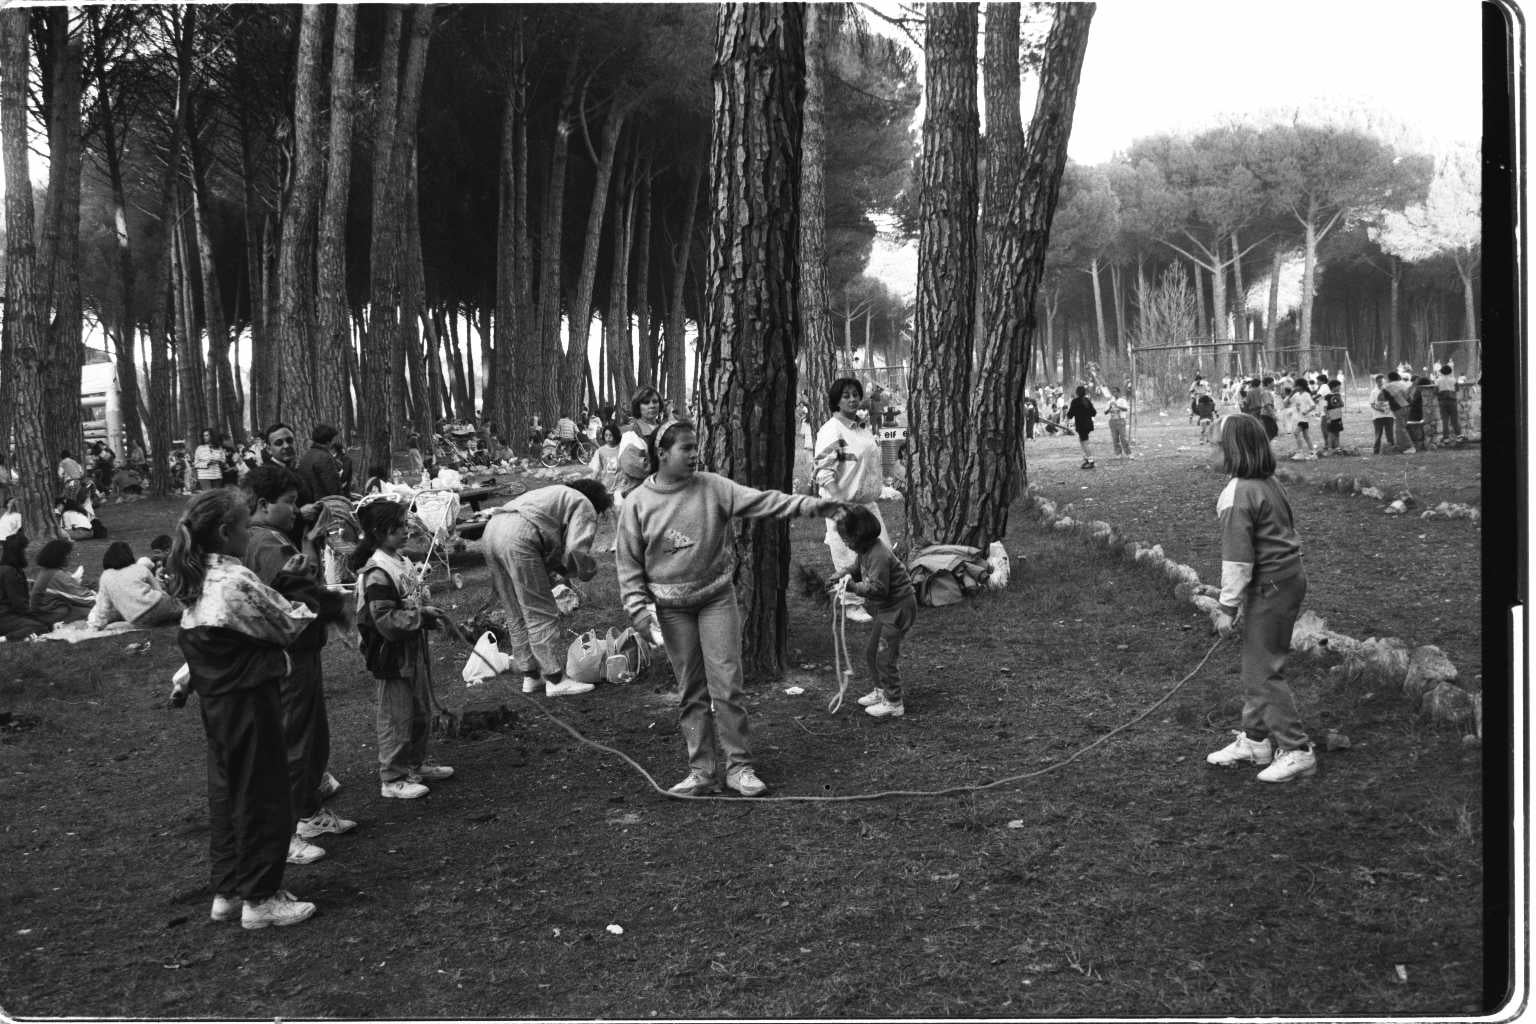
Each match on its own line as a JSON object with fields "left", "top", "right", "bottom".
{"left": 187, "top": 129, "right": 238, "bottom": 440}
{"left": 37, "top": 9, "right": 86, "bottom": 470}
{"left": 495, "top": 23, "right": 534, "bottom": 448}
{"left": 905, "top": 2, "right": 979, "bottom": 549}
{"left": 633, "top": 164, "right": 654, "bottom": 391}
{"left": 276, "top": 4, "right": 326, "bottom": 433}
{"left": 605, "top": 152, "right": 638, "bottom": 404}
{"left": 963, "top": 1, "right": 1093, "bottom": 550}
{"left": 1, "top": 10, "right": 61, "bottom": 536}
{"left": 699, "top": 2, "right": 804, "bottom": 680}
{"left": 797, "top": 2, "right": 837, "bottom": 425}
{"left": 316, "top": 4, "right": 357, "bottom": 435}
{"left": 665, "top": 161, "right": 703, "bottom": 408}
{"left": 536, "top": 61, "right": 579, "bottom": 429}
{"left": 562, "top": 102, "right": 630, "bottom": 417}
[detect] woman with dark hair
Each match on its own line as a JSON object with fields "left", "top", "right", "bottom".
{"left": 29, "top": 538, "right": 96, "bottom": 625}
{"left": 813, "top": 378, "right": 888, "bottom": 619}
{"left": 194, "top": 429, "right": 225, "bottom": 491}
{"left": 616, "top": 387, "right": 665, "bottom": 497}
{"left": 0, "top": 533, "right": 48, "bottom": 640}
{"left": 480, "top": 478, "right": 613, "bottom": 697}
{"left": 88, "top": 541, "right": 183, "bottom": 629}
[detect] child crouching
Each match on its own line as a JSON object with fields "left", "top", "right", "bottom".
{"left": 833, "top": 506, "right": 918, "bottom": 719}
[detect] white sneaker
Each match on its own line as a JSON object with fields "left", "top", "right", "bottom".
{"left": 317, "top": 772, "right": 342, "bottom": 800}
{"left": 865, "top": 699, "right": 905, "bottom": 719}
{"left": 210, "top": 894, "right": 242, "bottom": 922}
{"left": 409, "top": 763, "right": 454, "bottom": 782}
{"left": 844, "top": 606, "right": 873, "bottom": 623}
{"left": 726, "top": 767, "right": 768, "bottom": 797}
{"left": 296, "top": 807, "right": 357, "bottom": 838}
{"left": 545, "top": 679, "right": 595, "bottom": 697}
{"left": 286, "top": 835, "right": 326, "bottom": 865}
{"left": 1257, "top": 745, "right": 1318, "bottom": 783}
{"left": 1206, "top": 731, "right": 1274, "bottom": 767}
{"left": 668, "top": 770, "right": 720, "bottom": 796}
{"left": 241, "top": 890, "right": 316, "bottom": 930}
{"left": 521, "top": 675, "right": 543, "bottom": 694}
{"left": 856, "top": 688, "right": 885, "bottom": 707}
{"left": 380, "top": 779, "right": 429, "bottom": 799}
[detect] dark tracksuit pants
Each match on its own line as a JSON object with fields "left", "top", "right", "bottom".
{"left": 281, "top": 649, "right": 329, "bottom": 823}
{"left": 199, "top": 683, "right": 291, "bottom": 901}
{"left": 867, "top": 594, "right": 918, "bottom": 704}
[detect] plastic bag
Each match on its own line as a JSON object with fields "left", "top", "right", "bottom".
{"left": 985, "top": 541, "right": 1011, "bottom": 590}
{"left": 552, "top": 582, "right": 580, "bottom": 615}
{"left": 462, "top": 630, "right": 513, "bottom": 684}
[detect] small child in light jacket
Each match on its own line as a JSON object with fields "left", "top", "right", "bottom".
{"left": 833, "top": 505, "right": 917, "bottom": 719}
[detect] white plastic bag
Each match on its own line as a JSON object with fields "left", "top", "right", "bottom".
{"left": 462, "top": 630, "right": 512, "bottom": 684}
{"left": 985, "top": 541, "right": 1011, "bottom": 590}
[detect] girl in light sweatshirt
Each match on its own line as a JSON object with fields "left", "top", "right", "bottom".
{"left": 616, "top": 421, "right": 841, "bottom": 798}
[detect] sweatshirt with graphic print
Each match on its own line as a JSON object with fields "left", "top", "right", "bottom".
{"left": 617, "top": 471, "right": 819, "bottom": 626}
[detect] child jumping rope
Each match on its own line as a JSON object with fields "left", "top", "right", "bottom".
{"left": 349, "top": 497, "right": 454, "bottom": 800}
{"left": 832, "top": 505, "right": 918, "bottom": 719}
{"left": 616, "top": 421, "right": 842, "bottom": 797}
{"left": 168, "top": 488, "right": 320, "bottom": 929}
{"left": 1205, "top": 414, "right": 1318, "bottom": 783}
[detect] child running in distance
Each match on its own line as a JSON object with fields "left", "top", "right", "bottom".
{"left": 833, "top": 505, "right": 918, "bottom": 719}
{"left": 616, "top": 421, "right": 843, "bottom": 797}
{"left": 350, "top": 496, "right": 454, "bottom": 800}
{"left": 167, "top": 488, "right": 319, "bottom": 929}
{"left": 1205, "top": 414, "right": 1318, "bottom": 784}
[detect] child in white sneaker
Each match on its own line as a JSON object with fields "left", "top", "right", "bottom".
{"left": 1205, "top": 414, "right": 1318, "bottom": 783}
{"left": 349, "top": 496, "right": 454, "bottom": 800}
{"left": 167, "top": 488, "right": 319, "bottom": 929}
{"left": 833, "top": 506, "right": 917, "bottom": 719}
{"left": 616, "top": 421, "right": 842, "bottom": 798}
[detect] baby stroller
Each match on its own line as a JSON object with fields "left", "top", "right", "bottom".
{"left": 410, "top": 487, "right": 464, "bottom": 590}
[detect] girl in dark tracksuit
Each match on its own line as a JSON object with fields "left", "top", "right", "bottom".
{"left": 836, "top": 505, "right": 918, "bottom": 720}
{"left": 1204, "top": 414, "right": 1318, "bottom": 784}
{"left": 169, "top": 489, "right": 319, "bottom": 930}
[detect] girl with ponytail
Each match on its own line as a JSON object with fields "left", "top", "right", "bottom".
{"left": 170, "top": 488, "right": 322, "bottom": 930}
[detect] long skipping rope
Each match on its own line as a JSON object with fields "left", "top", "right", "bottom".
{"left": 443, "top": 628, "right": 1230, "bottom": 804}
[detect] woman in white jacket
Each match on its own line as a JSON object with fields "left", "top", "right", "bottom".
{"left": 814, "top": 378, "right": 890, "bottom": 592}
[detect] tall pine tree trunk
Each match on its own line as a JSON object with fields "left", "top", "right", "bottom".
{"left": 798, "top": 2, "right": 837, "bottom": 424}
{"left": 276, "top": 4, "right": 326, "bottom": 431}
{"left": 1, "top": 10, "right": 60, "bottom": 536}
{"left": 1265, "top": 247, "right": 1283, "bottom": 364}
{"left": 562, "top": 103, "right": 630, "bottom": 416}
{"left": 699, "top": 2, "right": 804, "bottom": 680}
{"left": 906, "top": 2, "right": 979, "bottom": 548}
{"left": 633, "top": 162, "right": 653, "bottom": 390}
{"left": 317, "top": 4, "right": 357, "bottom": 434}
{"left": 536, "top": 61, "right": 579, "bottom": 428}
{"left": 964, "top": 1, "right": 1093, "bottom": 549}
{"left": 187, "top": 129, "right": 237, "bottom": 439}
{"left": 665, "top": 162, "right": 702, "bottom": 408}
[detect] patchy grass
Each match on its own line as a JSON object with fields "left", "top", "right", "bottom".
{"left": 0, "top": 444, "right": 1488, "bottom": 1018}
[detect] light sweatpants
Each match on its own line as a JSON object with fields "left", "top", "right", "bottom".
{"left": 823, "top": 501, "right": 890, "bottom": 574}
{"left": 657, "top": 588, "right": 752, "bottom": 780}
{"left": 1238, "top": 571, "right": 1310, "bottom": 751}
{"left": 485, "top": 515, "right": 564, "bottom": 677}
{"left": 376, "top": 668, "right": 431, "bottom": 783}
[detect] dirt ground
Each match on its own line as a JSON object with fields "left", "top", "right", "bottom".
{"left": 0, "top": 413, "right": 1496, "bottom": 1019}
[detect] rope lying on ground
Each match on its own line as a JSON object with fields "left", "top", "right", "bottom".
{"left": 478, "top": 635, "right": 1231, "bottom": 804}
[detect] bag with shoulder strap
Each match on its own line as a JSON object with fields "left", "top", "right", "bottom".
{"left": 565, "top": 626, "right": 656, "bottom": 684}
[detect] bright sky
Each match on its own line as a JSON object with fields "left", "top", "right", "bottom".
{"left": 1068, "top": 0, "right": 1485, "bottom": 163}
{"left": 865, "top": 0, "right": 1488, "bottom": 298}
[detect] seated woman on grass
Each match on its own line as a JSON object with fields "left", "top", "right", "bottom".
{"left": 88, "top": 541, "right": 183, "bottom": 630}
{"left": 29, "top": 538, "right": 96, "bottom": 626}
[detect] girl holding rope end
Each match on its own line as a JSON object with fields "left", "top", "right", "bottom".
{"left": 616, "top": 421, "right": 844, "bottom": 798}
{"left": 830, "top": 505, "right": 918, "bottom": 719}
{"left": 350, "top": 497, "right": 455, "bottom": 800}
{"left": 1205, "top": 414, "right": 1318, "bottom": 784}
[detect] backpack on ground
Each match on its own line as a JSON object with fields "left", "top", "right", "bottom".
{"left": 906, "top": 544, "right": 993, "bottom": 607}
{"left": 565, "top": 626, "right": 655, "bottom": 684}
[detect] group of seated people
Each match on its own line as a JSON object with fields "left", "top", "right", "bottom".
{"left": 0, "top": 531, "right": 179, "bottom": 641}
